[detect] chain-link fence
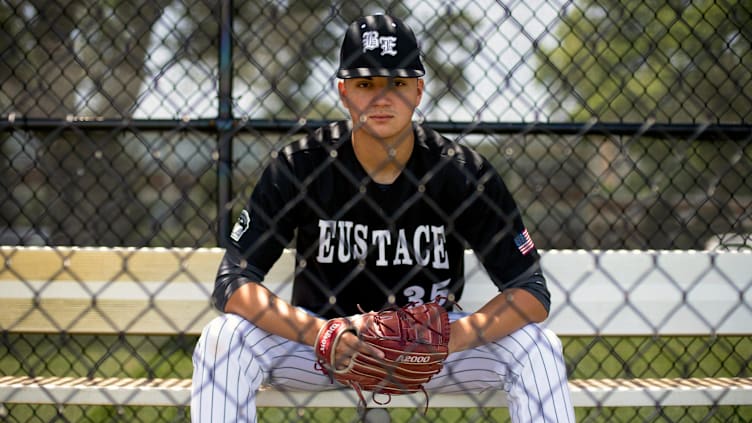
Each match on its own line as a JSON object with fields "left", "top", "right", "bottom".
{"left": 1, "top": 0, "right": 751, "bottom": 422}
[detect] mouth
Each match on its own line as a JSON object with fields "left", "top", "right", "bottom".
{"left": 366, "top": 113, "right": 394, "bottom": 122}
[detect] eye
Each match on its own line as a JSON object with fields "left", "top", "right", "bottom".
{"left": 356, "top": 80, "right": 372, "bottom": 88}
{"left": 392, "top": 79, "right": 407, "bottom": 87}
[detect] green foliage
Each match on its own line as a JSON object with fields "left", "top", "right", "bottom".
{"left": 535, "top": 0, "right": 752, "bottom": 123}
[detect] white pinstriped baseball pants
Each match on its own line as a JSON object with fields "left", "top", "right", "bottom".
{"left": 191, "top": 312, "right": 575, "bottom": 422}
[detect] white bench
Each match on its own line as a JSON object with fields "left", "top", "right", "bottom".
{"left": 1, "top": 246, "right": 751, "bottom": 410}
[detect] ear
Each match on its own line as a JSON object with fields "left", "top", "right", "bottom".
{"left": 416, "top": 78, "right": 425, "bottom": 105}
{"left": 338, "top": 80, "right": 347, "bottom": 105}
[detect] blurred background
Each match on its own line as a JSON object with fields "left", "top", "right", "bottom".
{"left": 2, "top": 0, "right": 750, "bottom": 250}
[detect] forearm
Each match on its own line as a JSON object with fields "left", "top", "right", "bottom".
{"left": 224, "top": 281, "right": 325, "bottom": 346}
{"left": 448, "top": 288, "right": 548, "bottom": 354}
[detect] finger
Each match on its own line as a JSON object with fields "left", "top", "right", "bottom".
{"left": 359, "top": 342, "right": 385, "bottom": 359}
{"left": 332, "top": 332, "right": 358, "bottom": 370}
{"left": 342, "top": 332, "right": 385, "bottom": 359}
{"left": 338, "top": 332, "right": 385, "bottom": 361}
{"left": 334, "top": 356, "right": 351, "bottom": 371}
{"left": 338, "top": 331, "right": 360, "bottom": 353}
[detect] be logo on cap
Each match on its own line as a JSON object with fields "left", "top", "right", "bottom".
{"left": 361, "top": 30, "right": 398, "bottom": 56}
{"left": 337, "top": 14, "right": 425, "bottom": 79}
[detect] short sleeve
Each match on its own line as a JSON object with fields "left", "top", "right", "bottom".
{"left": 212, "top": 152, "right": 299, "bottom": 310}
{"left": 454, "top": 156, "right": 551, "bottom": 311}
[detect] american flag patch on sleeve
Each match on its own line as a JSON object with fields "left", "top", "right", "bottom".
{"left": 514, "top": 229, "right": 535, "bottom": 255}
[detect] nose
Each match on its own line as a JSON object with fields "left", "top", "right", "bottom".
{"left": 372, "top": 87, "right": 394, "bottom": 106}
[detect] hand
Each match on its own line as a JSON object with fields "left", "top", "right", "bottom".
{"left": 333, "top": 322, "right": 384, "bottom": 371}
{"left": 314, "top": 301, "right": 450, "bottom": 412}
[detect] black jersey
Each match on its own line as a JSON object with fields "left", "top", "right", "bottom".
{"left": 215, "top": 121, "right": 550, "bottom": 319}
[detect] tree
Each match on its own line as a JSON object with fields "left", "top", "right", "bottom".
{"left": 535, "top": 0, "right": 752, "bottom": 123}
{"left": 531, "top": 0, "right": 752, "bottom": 249}
{"left": 1, "top": 0, "right": 172, "bottom": 245}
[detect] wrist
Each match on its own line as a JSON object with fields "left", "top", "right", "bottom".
{"left": 304, "top": 317, "right": 328, "bottom": 346}
{"left": 448, "top": 321, "right": 463, "bottom": 354}
{"left": 449, "top": 318, "right": 488, "bottom": 353}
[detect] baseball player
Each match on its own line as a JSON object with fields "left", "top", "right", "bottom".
{"left": 192, "top": 14, "right": 574, "bottom": 422}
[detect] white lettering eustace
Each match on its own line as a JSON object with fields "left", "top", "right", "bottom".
{"left": 431, "top": 225, "right": 449, "bottom": 269}
{"left": 393, "top": 229, "right": 413, "bottom": 265}
{"left": 413, "top": 225, "right": 430, "bottom": 266}
{"left": 372, "top": 230, "right": 391, "bottom": 266}
{"left": 317, "top": 220, "right": 336, "bottom": 263}
{"left": 316, "top": 219, "right": 449, "bottom": 270}
{"left": 337, "top": 220, "right": 354, "bottom": 262}
{"left": 353, "top": 224, "right": 368, "bottom": 259}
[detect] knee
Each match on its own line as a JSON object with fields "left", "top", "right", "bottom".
{"left": 502, "top": 323, "right": 566, "bottom": 363}
{"left": 503, "top": 325, "right": 569, "bottom": 381}
{"left": 194, "top": 313, "right": 256, "bottom": 365}
{"left": 540, "top": 327, "right": 564, "bottom": 355}
{"left": 525, "top": 324, "right": 566, "bottom": 363}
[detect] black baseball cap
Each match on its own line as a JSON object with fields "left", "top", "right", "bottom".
{"left": 337, "top": 14, "right": 425, "bottom": 79}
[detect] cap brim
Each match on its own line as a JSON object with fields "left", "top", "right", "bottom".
{"left": 337, "top": 68, "right": 425, "bottom": 79}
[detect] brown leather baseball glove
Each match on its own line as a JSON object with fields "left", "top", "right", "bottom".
{"left": 315, "top": 299, "right": 450, "bottom": 410}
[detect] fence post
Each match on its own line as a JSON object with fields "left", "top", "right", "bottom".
{"left": 217, "top": 0, "right": 234, "bottom": 247}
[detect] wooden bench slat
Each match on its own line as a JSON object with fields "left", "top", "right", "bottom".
{"left": 0, "top": 247, "right": 224, "bottom": 283}
{"left": 1, "top": 376, "right": 751, "bottom": 407}
{"left": 3, "top": 248, "right": 751, "bottom": 335}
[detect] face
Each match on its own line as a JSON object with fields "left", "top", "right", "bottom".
{"left": 338, "top": 76, "right": 424, "bottom": 142}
